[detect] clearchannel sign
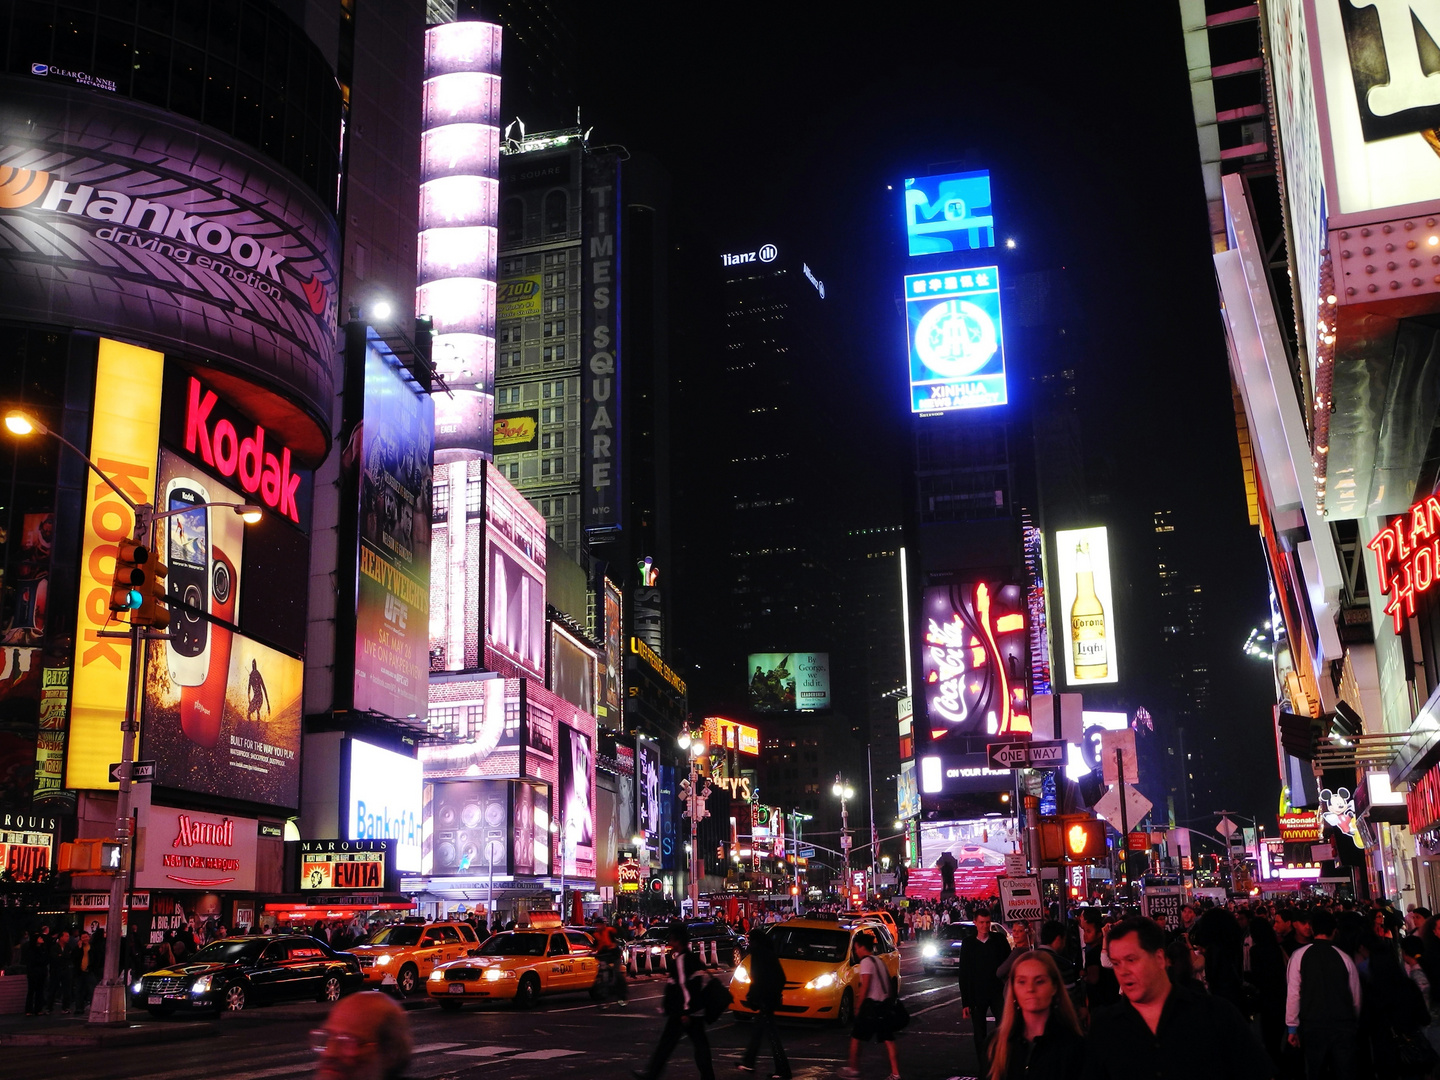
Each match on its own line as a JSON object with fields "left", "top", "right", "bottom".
{"left": 905, "top": 266, "right": 1008, "bottom": 413}
{"left": 904, "top": 171, "right": 994, "bottom": 255}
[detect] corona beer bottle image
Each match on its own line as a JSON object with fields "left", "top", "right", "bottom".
{"left": 1071, "top": 542, "right": 1108, "bottom": 679}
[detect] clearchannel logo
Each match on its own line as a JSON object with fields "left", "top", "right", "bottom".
{"left": 721, "top": 243, "right": 778, "bottom": 267}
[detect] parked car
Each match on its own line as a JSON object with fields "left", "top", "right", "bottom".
{"left": 921, "top": 921, "right": 1004, "bottom": 976}
{"left": 631, "top": 920, "right": 746, "bottom": 966}
{"left": 131, "top": 935, "right": 363, "bottom": 1016}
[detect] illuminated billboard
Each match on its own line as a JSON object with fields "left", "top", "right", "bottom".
{"left": 919, "top": 818, "right": 1020, "bottom": 899}
{"left": 419, "top": 20, "right": 502, "bottom": 460}
{"left": 347, "top": 739, "right": 422, "bottom": 873}
{"left": 1055, "top": 527, "right": 1119, "bottom": 686}
{"left": 747, "top": 653, "right": 830, "bottom": 712}
{"left": 921, "top": 582, "right": 1030, "bottom": 737}
{"left": 557, "top": 723, "right": 595, "bottom": 879}
{"left": 905, "top": 266, "right": 1007, "bottom": 413}
{"left": 1066, "top": 711, "right": 1129, "bottom": 782}
{"left": 705, "top": 717, "right": 760, "bottom": 756}
{"left": 422, "top": 676, "right": 522, "bottom": 779}
{"left": 637, "top": 740, "right": 661, "bottom": 848}
{"left": 904, "top": 171, "right": 994, "bottom": 255}
{"left": 484, "top": 463, "right": 546, "bottom": 679}
{"left": 550, "top": 624, "right": 597, "bottom": 715}
{"left": 351, "top": 333, "right": 433, "bottom": 722}
{"left": 600, "top": 580, "right": 623, "bottom": 722}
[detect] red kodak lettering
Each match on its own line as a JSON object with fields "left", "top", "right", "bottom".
{"left": 238, "top": 426, "right": 265, "bottom": 493}
{"left": 185, "top": 378, "right": 217, "bottom": 466}
{"left": 278, "top": 448, "right": 299, "bottom": 522}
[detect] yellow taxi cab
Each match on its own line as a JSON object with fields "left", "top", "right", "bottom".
{"left": 348, "top": 920, "right": 481, "bottom": 995}
{"left": 845, "top": 910, "right": 900, "bottom": 942}
{"left": 729, "top": 917, "right": 900, "bottom": 1025}
{"left": 428, "top": 927, "right": 601, "bottom": 1009}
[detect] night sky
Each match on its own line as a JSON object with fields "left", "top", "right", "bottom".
{"left": 578, "top": 4, "right": 1279, "bottom": 824}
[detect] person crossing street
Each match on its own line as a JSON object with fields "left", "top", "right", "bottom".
{"left": 632, "top": 922, "right": 715, "bottom": 1080}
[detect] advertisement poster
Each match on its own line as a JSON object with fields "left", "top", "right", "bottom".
{"left": 557, "top": 723, "right": 594, "bottom": 879}
{"left": 919, "top": 818, "right": 1020, "bottom": 899}
{"left": 905, "top": 265, "right": 1008, "bottom": 413}
{"left": 497, "top": 276, "right": 542, "bottom": 320}
{"left": 747, "top": 652, "right": 830, "bottom": 712}
{"left": 32, "top": 667, "right": 70, "bottom": 806}
{"left": 422, "top": 676, "right": 521, "bottom": 779}
{"left": 638, "top": 740, "right": 661, "bottom": 847}
{"left": 484, "top": 463, "right": 546, "bottom": 679}
{"left": 136, "top": 805, "right": 259, "bottom": 892}
{"left": 904, "top": 170, "right": 995, "bottom": 255}
{"left": 511, "top": 779, "right": 550, "bottom": 877}
{"left": 1066, "top": 711, "right": 1128, "bottom": 781}
{"left": 922, "top": 581, "right": 1029, "bottom": 738}
{"left": 141, "top": 448, "right": 304, "bottom": 807}
{"left": 550, "top": 625, "right": 597, "bottom": 715}
{"left": 352, "top": 336, "right": 434, "bottom": 721}
{"left": 601, "top": 580, "right": 623, "bottom": 720}
{"left": 494, "top": 410, "right": 539, "bottom": 453}
{"left": 660, "top": 765, "right": 676, "bottom": 870}
{"left": 431, "top": 779, "right": 510, "bottom": 876}
{"left": 348, "top": 738, "right": 422, "bottom": 873}
{"left": 897, "top": 760, "right": 920, "bottom": 820}
{"left": 1054, "top": 526, "right": 1119, "bottom": 686}
{"left": 595, "top": 785, "right": 618, "bottom": 888}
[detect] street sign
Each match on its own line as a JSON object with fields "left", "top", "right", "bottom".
{"left": 1143, "top": 884, "right": 1183, "bottom": 931}
{"left": 1126, "top": 832, "right": 1150, "bottom": 851}
{"left": 1093, "top": 783, "right": 1153, "bottom": 828}
{"left": 797, "top": 846, "right": 816, "bottom": 859}
{"left": 108, "top": 760, "right": 156, "bottom": 783}
{"left": 998, "top": 875, "right": 1045, "bottom": 922}
{"left": 1100, "top": 729, "right": 1139, "bottom": 784}
{"left": 1004, "top": 851, "right": 1027, "bottom": 877}
{"left": 987, "top": 739, "right": 1068, "bottom": 770}
{"left": 1215, "top": 815, "right": 1239, "bottom": 840}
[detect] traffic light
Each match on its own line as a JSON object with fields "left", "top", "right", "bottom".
{"left": 58, "top": 838, "right": 124, "bottom": 874}
{"left": 109, "top": 539, "right": 147, "bottom": 614}
{"left": 790, "top": 885, "right": 799, "bottom": 896}
{"left": 1061, "top": 815, "right": 1107, "bottom": 862}
{"left": 133, "top": 546, "right": 169, "bottom": 629}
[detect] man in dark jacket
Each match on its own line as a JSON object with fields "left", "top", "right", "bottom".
{"left": 633, "top": 922, "right": 715, "bottom": 1080}
{"left": 23, "top": 929, "right": 48, "bottom": 1015}
{"left": 738, "top": 929, "right": 789, "bottom": 1078}
{"left": 959, "top": 908, "right": 1011, "bottom": 1063}
{"left": 1082, "top": 916, "right": 1271, "bottom": 1080}
{"left": 47, "top": 929, "right": 74, "bottom": 1014}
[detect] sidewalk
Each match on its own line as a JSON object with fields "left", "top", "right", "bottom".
{"left": 0, "top": 993, "right": 436, "bottom": 1047}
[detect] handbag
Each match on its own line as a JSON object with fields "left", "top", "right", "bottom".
{"left": 1388, "top": 1027, "right": 1440, "bottom": 1076}
{"left": 885, "top": 992, "right": 911, "bottom": 1031}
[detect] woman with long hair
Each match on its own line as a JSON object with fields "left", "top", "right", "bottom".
{"left": 987, "top": 950, "right": 1086, "bottom": 1080}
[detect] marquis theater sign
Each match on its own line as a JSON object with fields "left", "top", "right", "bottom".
{"left": 0, "top": 808, "right": 58, "bottom": 880}
{"left": 297, "top": 839, "right": 391, "bottom": 892}
{"left": 1367, "top": 494, "right": 1440, "bottom": 632}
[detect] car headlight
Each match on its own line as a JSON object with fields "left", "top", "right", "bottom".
{"left": 376, "top": 954, "right": 392, "bottom": 967}
{"left": 429, "top": 969, "right": 445, "bottom": 982}
{"left": 922, "top": 944, "right": 938, "bottom": 959}
{"left": 732, "top": 965, "right": 751, "bottom": 984}
{"left": 191, "top": 975, "right": 213, "bottom": 993}
{"left": 484, "top": 968, "right": 515, "bottom": 981}
{"left": 650, "top": 946, "right": 664, "bottom": 954}
{"left": 804, "top": 972, "right": 837, "bottom": 991}
{"left": 131, "top": 981, "right": 143, "bottom": 994}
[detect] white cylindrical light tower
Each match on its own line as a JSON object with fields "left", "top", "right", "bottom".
{"left": 417, "top": 19, "right": 501, "bottom": 463}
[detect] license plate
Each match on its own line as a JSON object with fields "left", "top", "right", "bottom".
{"left": 448, "top": 983, "right": 465, "bottom": 994}
{"left": 148, "top": 995, "right": 161, "bottom": 1004}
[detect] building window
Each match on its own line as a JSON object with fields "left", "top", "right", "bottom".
{"left": 466, "top": 475, "right": 484, "bottom": 514}
{"left": 499, "top": 325, "right": 519, "bottom": 344}
{"left": 502, "top": 197, "right": 523, "bottom": 244}
{"left": 508, "top": 462, "right": 520, "bottom": 481}
{"left": 545, "top": 271, "right": 566, "bottom": 288}
{"left": 540, "top": 456, "right": 566, "bottom": 477}
{"left": 502, "top": 257, "right": 524, "bottom": 274}
{"left": 541, "top": 432, "right": 565, "bottom": 450}
{"left": 543, "top": 296, "right": 567, "bottom": 313}
{"left": 432, "top": 482, "right": 449, "bottom": 521}
{"left": 543, "top": 344, "right": 566, "bottom": 362}
{"left": 543, "top": 319, "right": 565, "bottom": 338}
{"left": 544, "top": 190, "right": 567, "bottom": 236}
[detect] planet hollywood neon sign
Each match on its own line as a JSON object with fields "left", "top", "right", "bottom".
{"left": 1368, "top": 494, "right": 1440, "bottom": 632}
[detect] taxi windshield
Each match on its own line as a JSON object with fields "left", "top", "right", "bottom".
{"left": 188, "top": 939, "right": 266, "bottom": 964}
{"left": 478, "top": 933, "right": 549, "bottom": 957}
{"left": 360, "top": 925, "right": 422, "bottom": 947}
{"left": 769, "top": 927, "right": 851, "bottom": 964}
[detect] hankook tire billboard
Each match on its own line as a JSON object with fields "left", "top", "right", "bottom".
{"left": 0, "top": 79, "right": 339, "bottom": 452}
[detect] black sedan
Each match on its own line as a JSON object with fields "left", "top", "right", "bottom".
{"left": 920, "top": 922, "right": 976, "bottom": 975}
{"left": 631, "top": 921, "right": 747, "bottom": 966}
{"left": 131, "top": 935, "right": 363, "bottom": 1015}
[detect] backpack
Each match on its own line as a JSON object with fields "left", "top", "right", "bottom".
{"left": 701, "top": 972, "right": 733, "bottom": 1022}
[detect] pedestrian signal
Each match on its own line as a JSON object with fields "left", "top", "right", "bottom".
{"left": 1061, "top": 815, "right": 1107, "bottom": 862}
{"left": 109, "top": 539, "right": 147, "bottom": 613}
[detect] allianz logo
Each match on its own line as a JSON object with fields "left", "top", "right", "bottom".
{"left": 721, "top": 243, "right": 778, "bottom": 267}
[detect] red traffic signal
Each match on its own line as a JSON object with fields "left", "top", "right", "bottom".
{"left": 648, "top": 877, "right": 664, "bottom": 893}
{"left": 1061, "top": 815, "right": 1107, "bottom": 862}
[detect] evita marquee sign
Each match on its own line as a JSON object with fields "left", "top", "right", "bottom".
{"left": 291, "top": 839, "right": 395, "bottom": 892}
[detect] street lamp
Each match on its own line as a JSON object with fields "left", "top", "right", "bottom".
{"left": 678, "top": 727, "right": 710, "bottom": 915}
{"left": 833, "top": 775, "right": 854, "bottom": 903}
{"left": 4, "top": 409, "right": 261, "bottom": 1025}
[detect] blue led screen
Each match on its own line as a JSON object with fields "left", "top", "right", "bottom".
{"left": 904, "top": 171, "right": 994, "bottom": 255}
{"left": 905, "top": 266, "right": 1007, "bottom": 414}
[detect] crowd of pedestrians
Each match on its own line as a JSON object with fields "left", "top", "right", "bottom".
{"left": 18, "top": 924, "right": 105, "bottom": 1016}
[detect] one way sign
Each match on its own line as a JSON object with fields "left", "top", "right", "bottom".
{"left": 987, "top": 740, "right": 1067, "bottom": 770}
{"left": 108, "top": 760, "right": 156, "bottom": 783}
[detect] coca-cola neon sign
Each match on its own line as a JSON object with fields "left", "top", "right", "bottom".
{"left": 184, "top": 377, "right": 302, "bottom": 522}
{"left": 1367, "top": 495, "right": 1440, "bottom": 632}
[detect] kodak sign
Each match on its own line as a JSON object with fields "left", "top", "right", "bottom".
{"left": 183, "top": 377, "right": 302, "bottom": 522}
{"left": 67, "top": 340, "right": 164, "bottom": 790}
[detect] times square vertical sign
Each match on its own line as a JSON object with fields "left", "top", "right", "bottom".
{"left": 582, "top": 152, "right": 622, "bottom": 539}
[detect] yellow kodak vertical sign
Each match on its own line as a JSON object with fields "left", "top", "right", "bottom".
{"left": 65, "top": 339, "right": 164, "bottom": 790}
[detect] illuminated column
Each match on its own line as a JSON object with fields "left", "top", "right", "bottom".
{"left": 417, "top": 20, "right": 501, "bottom": 463}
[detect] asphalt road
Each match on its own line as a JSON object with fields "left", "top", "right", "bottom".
{"left": 2, "top": 944, "right": 985, "bottom": 1080}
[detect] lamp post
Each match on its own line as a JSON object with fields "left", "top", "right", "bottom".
{"left": 5, "top": 408, "right": 262, "bottom": 1024}
{"left": 678, "top": 728, "right": 710, "bottom": 915}
{"left": 833, "top": 774, "right": 854, "bottom": 904}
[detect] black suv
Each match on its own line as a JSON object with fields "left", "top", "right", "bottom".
{"left": 132, "top": 935, "right": 364, "bottom": 1015}
{"left": 631, "top": 920, "right": 747, "bottom": 965}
